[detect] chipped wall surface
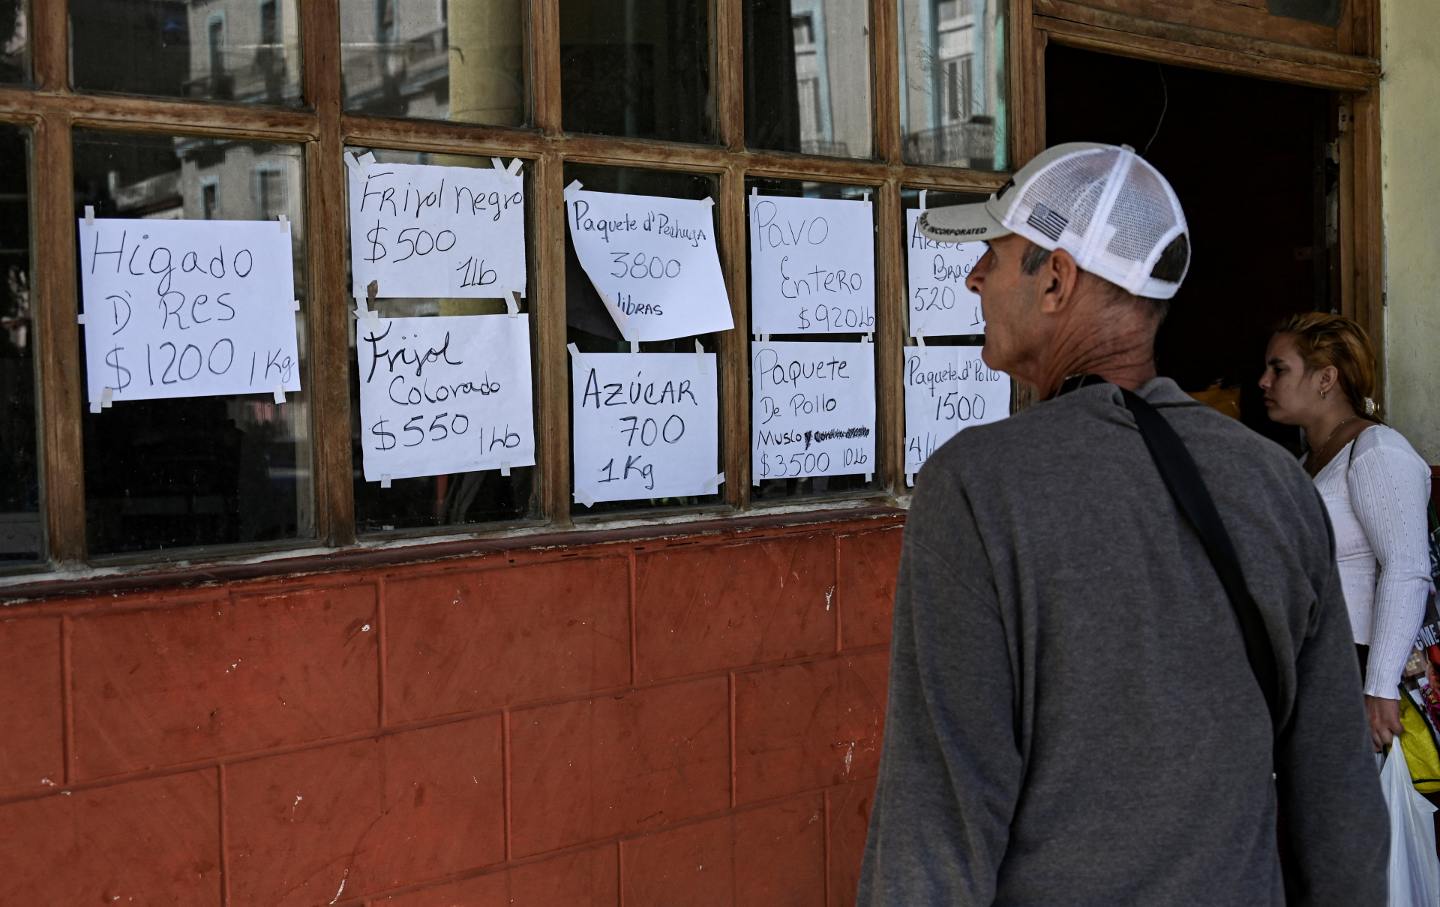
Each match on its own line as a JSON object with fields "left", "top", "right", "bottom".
{"left": 0, "top": 518, "right": 903, "bottom": 905}
{"left": 1380, "top": 0, "right": 1440, "bottom": 462}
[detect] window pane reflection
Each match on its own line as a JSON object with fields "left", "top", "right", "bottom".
{"left": 74, "top": 130, "right": 312, "bottom": 556}
{"left": 71, "top": 0, "right": 302, "bottom": 106}
{"left": 745, "top": 0, "right": 871, "bottom": 159}
{"left": 0, "top": 125, "right": 35, "bottom": 562}
{"left": 898, "top": 0, "right": 1007, "bottom": 169}
{"left": 0, "top": 2, "right": 26, "bottom": 83}
{"left": 341, "top": 0, "right": 527, "bottom": 126}
{"left": 347, "top": 148, "right": 536, "bottom": 535}
{"left": 560, "top": 0, "right": 713, "bottom": 144}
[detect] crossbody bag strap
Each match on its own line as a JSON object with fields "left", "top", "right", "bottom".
{"left": 1118, "top": 387, "right": 1281, "bottom": 728}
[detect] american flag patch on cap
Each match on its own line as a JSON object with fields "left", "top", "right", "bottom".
{"left": 1026, "top": 203, "right": 1068, "bottom": 242}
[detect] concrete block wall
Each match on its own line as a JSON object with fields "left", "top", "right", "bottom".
{"left": 0, "top": 516, "right": 903, "bottom": 906}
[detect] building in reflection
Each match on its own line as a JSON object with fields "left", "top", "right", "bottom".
{"left": 900, "top": 0, "right": 1003, "bottom": 168}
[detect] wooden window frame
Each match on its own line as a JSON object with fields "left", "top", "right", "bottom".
{"left": 7, "top": 0, "right": 1383, "bottom": 591}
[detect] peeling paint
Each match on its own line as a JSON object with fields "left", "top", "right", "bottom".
{"left": 328, "top": 868, "right": 350, "bottom": 905}
{"left": 824, "top": 585, "right": 835, "bottom": 611}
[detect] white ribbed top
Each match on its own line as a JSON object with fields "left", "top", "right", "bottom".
{"left": 1312, "top": 424, "right": 1433, "bottom": 699}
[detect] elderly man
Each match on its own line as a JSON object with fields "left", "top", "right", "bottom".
{"left": 858, "top": 143, "right": 1386, "bottom": 905}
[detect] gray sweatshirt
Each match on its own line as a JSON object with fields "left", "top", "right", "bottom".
{"left": 858, "top": 378, "right": 1387, "bottom": 906}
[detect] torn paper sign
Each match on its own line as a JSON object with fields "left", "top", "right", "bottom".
{"left": 348, "top": 160, "right": 527, "bottom": 300}
{"left": 571, "top": 350, "right": 720, "bottom": 503}
{"left": 77, "top": 217, "right": 301, "bottom": 406}
{"left": 357, "top": 314, "right": 535, "bottom": 482}
{"left": 565, "top": 187, "right": 733, "bottom": 341}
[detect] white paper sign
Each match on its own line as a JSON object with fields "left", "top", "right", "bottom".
{"left": 752, "top": 341, "right": 875, "bottom": 483}
{"left": 357, "top": 314, "right": 535, "bottom": 482}
{"left": 905, "top": 345, "right": 1010, "bottom": 484}
{"left": 77, "top": 218, "right": 301, "bottom": 406}
{"left": 571, "top": 351, "right": 720, "bottom": 503}
{"left": 348, "top": 160, "right": 526, "bottom": 300}
{"left": 750, "top": 196, "right": 876, "bottom": 335}
{"left": 907, "top": 209, "right": 986, "bottom": 337}
{"left": 565, "top": 187, "right": 734, "bottom": 341}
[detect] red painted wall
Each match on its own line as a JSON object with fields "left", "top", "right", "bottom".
{"left": 0, "top": 517, "right": 903, "bottom": 906}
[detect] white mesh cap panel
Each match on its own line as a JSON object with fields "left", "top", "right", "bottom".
{"left": 1100, "top": 162, "right": 1184, "bottom": 288}
{"left": 999, "top": 143, "right": 1190, "bottom": 299}
{"left": 1012, "top": 150, "right": 1115, "bottom": 247}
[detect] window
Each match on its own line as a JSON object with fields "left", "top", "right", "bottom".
{"left": 73, "top": 131, "right": 311, "bottom": 556}
{"left": 8, "top": 0, "right": 1016, "bottom": 577}
{"left": 944, "top": 55, "right": 973, "bottom": 123}
{"left": 376, "top": 0, "right": 395, "bottom": 44}
{"left": 71, "top": 0, "right": 302, "bottom": 106}
{"left": 252, "top": 165, "right": 286, "bottom": 220}
{"left": 0, "top": 0, "right": 26, "bottom": 83}
{"left": 747, "top": 0, "right": 871, "bottom": 158}
{"left": 0, "top": 125, "right": 34, "bottom": 562}
{"left": 260, "top": 1, "right": 278, "bottom": 49}
{"left": 899, "top": 0, "right": 1005, "bottom": 168}
{"left": 341, "top": 0, "right": 525, "bottom": 126}
{"left": 793, "top": 14, "right": 814, "bottom": 47}
{"left": 560, "top": 0, "right": 712, "bottom": 143}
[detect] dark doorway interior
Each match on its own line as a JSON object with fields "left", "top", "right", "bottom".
{"left": 1046, "top": 44, "right": 1336, "bottom": 447}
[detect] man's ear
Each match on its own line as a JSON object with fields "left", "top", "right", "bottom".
{"left": 1038, "top": 248, "right": 1080, "bottom": 313}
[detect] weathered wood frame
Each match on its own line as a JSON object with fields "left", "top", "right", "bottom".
{"left": 12, "top": 0, "right": 1383, "bottom": 583}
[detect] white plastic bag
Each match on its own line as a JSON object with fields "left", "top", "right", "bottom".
{"left": 1381, "top": 741, "right": 1440, "bottom": 907}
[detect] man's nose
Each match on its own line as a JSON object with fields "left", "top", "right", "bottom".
{"left": 966, "top": 252, "right": 992, "bottom": 295}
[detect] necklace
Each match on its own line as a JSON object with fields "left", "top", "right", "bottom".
{"left": 1309, "top": 415, "right": 1359, "bottom": 472}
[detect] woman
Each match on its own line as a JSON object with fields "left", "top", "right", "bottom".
{"left": 1259, "top": 313, "right": 1432, "bottom": 750}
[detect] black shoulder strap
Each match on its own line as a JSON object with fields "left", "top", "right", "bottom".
{"left": 1118, "top": 387, "right": 1281, "bottom": 728}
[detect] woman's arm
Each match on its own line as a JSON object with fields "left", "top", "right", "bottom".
{"left": 1347, "top": 436, "right": 1432, "bottom": 700}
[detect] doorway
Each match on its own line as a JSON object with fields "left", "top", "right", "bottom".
{"left": 1045, "top": 44, "right": 1337, "bottom": 447}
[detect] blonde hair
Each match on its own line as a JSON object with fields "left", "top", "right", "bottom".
{"left": 1274, "top": 312, "right": 1378, "bottom": 417}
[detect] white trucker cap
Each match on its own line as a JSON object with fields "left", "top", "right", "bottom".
{"left": 918, "top": 142, "right": 1190, "bottom": 300}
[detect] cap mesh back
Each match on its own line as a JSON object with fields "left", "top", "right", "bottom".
{"left": 1103, "top": 164, "right": 1181, "bottom": 272}
{"left": 1004, "top": 144, "right": 1190, "bottom": 298}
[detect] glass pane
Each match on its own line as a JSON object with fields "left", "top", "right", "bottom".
{"left": 745, "top": 0, "right": 872, "bottom": 158}
{"left": 341, "top": 0, "right": 527, "bottom": 126}
{"left": 0, "top": 2, "right": 27, "bottom": 83}
{"left": 74, "top": 130, "right": 312, "bottom": 556}
{"left": 71, "top": 0, "right": 302, "bottom": 106}
{"left": 560, "top": 0, "right": 713, "bottom": 144}
{"left": 898, "top": 0, "right": 1007, "bottom": 169}
{"left": 348, "top": 148, "right": 536, "bottom": 535}
{"left": 0, "top": 125, "right": 36, "bottom": 563}
{"left": 564, "top": 164, "right": 725, "bottom": 517}
{"left": 746, "top": 176, "right": 877, "bottom": 503}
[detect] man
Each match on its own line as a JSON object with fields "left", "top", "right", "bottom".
{"left": 858, "top": 143, "right": 1386, "bottom": 905}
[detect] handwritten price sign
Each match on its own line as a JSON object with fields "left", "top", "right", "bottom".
{"left": 904, "top": 345, "right": 1010, "bottom": 483}
{"left": 347, "top": 159, "right": 527, "bottom": 300}
{"left": 749, "top": 196, "right": 876, "bottom": 335}
{"left": 565, "top": 186, "right": 734, "bottom": 342}
{"left": 570, "top": 350, "right": 720, "bottom": 503}
{"left": 357, "top": 314, "right": 535, "bottom": 482}
{"left": 906, "top": 209, "right": 986, "bottom": 338}
{"left": 751, "top": 340, "right": 875, "bottom": 483}
{"left": 77, "top": 217, "right": 301, "bottom": 407}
